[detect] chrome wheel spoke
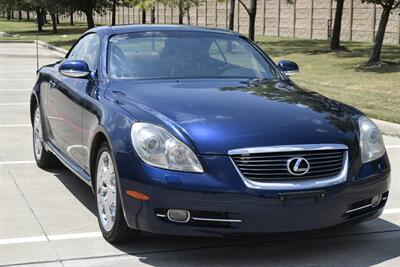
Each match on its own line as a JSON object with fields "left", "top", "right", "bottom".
{"left": 33, "top": 108, "right": 43, "bottom": 160}
{"left": 96, "top": 151, "right": 117, "bottom": 232}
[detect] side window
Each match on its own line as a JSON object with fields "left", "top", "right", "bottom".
{"left": 68, "top": 34, "right": 100, "bottom": 71}
{"left": 209, "top": 42, "right": 225, "bottom": 62}
{"left": 213, "top": 40, "right": 268, "bottom": 73}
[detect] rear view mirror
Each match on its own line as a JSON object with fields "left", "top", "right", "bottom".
{"left": 277, "top": 60, "right": 299, "bottom": 76}
{"left": 59, "top": 60, "right": 90, "bottom": 78}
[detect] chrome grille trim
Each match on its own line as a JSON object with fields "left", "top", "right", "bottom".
{"left": 228, "top": 144, "right": 348, "bottom": 155}
{"left": 229, "top": 144, "right": 349, "bottom": 190}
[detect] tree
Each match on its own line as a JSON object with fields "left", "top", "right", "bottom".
{"left": 44, "top": 0, "right": 64, "bottom": 33}
{"left": 123, "top": 0, "right": 155, "bottom": 24}
{"left": 36, "top": 6, "right": 44, "bottom": 31}
{"left": 228, "top": 0, "right": 235, "bottom": 30}
{"left": 161, "top": 0, "right": 203, "bottom": 24}
{"left": 248, "top": 0, "right": 256, "bottom": 40}
{"left": 330, "top": 0, "right": 345, "bottom": 51}
{"left": 235, "top": 0, "right": 257, "bottom": 40}
{"left": 71, "top": 0, "right": 108, "bottom": 29}
{"left": 80, "top": 0, "right": 96, "bottom": 28}
{"left": 111, "top": 0, "right": 117, "bottom": 25}
{"left": 0, "top": 0, "right": 16, "bottom": 20}
{"left": 69, "top": 0, "right": 75, "bottom": 25}
{"left": 361, "top": 0, "right": 400, "bottom": 64}
{"left": 150, "top": 5, "right": 155, "bottom": 23}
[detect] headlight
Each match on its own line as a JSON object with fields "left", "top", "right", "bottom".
{"left": 131, "top": 123, "right": 203, "bottom": 173}
{"left": 359, "top": 116, "right": 385, "bottom": 163}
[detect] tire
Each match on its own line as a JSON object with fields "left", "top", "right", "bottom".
{"left": 32, "top": 105, "right": 57, "bottom": 168}
{"left": 94, "top": 142, "right": 139, "bottom": 243}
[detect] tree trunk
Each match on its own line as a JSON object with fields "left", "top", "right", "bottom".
{"left": 178, "top": 5, "right": 183, "bottom": 24}
{"left": 111, "top": 0, "right": 116, "bottom": 26}
{"left": 69, "top": 0, "right": 74, "bottom": 25}
{"left": 248, "top": 0, "right": 257, "bottom": 41}
{"left": 330, "top": 0, "right": 344, "bottom": 50}
{"left": 141, "top": 9, "right": 146, "bottom": 24}
{"left": 42, "top": 9, "right": 48, "bottom": 24}
{"left": 368, "top": 6, "right": 391, "bottom": 64}
{"left": 18, "top": 9, "right": 22, "bottom": 20}
{"left": 85, "top": 8, "right": 95, "bottom": 29}
{"left": 11, "top": 10, "right": 14, "bottom": 19}
{"left": 6, "top": 11, "right": 11, "bottom": 20}
{"left": 69, "top": 10, "right": 74, "bottom": 25}
{"left": 50, "top": 12, "right": 58, "bottom": 34}
{"left": 150, "top": 7, "right": 155, "bottom": 24}
{"left": 56, "top": 13, "right": 60, "bottom": 24}
{"left": 42, "top": 10, "right": 47, "bottom": 23}
{"left": 26, "top": 11, "right": 30, "bottom": 20}
{"left": 35, "top": 6, "right": 43, "bottom": 32}
{"left": 228, "top": 0, "right": 235, "bottom": 30}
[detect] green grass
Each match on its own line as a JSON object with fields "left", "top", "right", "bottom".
{"left": 1, "top": 19, "right": 400, "bottom": 123}
{"left": 0, "top": 18, "right": 89, "bottom": 49}
{"left": 256, "top": 36, "right": 400, "bottom": 123}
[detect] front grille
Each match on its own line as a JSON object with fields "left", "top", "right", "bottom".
{"left": 231, "top": 149, "right": 346, "bottom": 181}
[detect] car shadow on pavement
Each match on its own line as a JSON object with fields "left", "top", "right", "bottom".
{"left": 51, "top": 166, "right": 400, "bottom": 266}
{"left": 116, "top": 221, "right": 400, "bottom": 267}
{"left": 50, "top": 166, "right": 97, "bottom": 214}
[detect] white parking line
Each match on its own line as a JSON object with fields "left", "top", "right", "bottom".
{"left": 383, "top": 208, "right": 400, "bottom": 215}
{"left": 0, "top": 232, "right": 102, "bottom": 246}
{"left": 0, "top": 161, "right": 36, "bottom": 165}
{"left": 0, "top": 71, "right": 36, "bottom": 73}
{"left": 0, "top": 103, "right": 29, "bottom": 106}
{"left": 0, "top": 124, "right": 31, "bottom": 127}
{"left": 49, "top": 232, "right": 102, "bottom": 241}
{"left": 387, "top": 145, "right": 400, "bottom": 149}
{"left": 0, "top": 89, "right": 31, "bottom": 92}
{"left": 0, "top": 236, "right": 47, "bottom": 245}
{"left": 0, "top": 79, "right": 34, "bottom": 81}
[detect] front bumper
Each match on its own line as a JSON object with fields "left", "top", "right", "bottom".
{"left": 121, "top": 176, "right": 389, "bottom": 236}
{"left": 117, "top": 152, "right": 390, "bottom": 236}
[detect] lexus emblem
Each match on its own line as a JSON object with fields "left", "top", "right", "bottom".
{"left": 287, "top": 157, "right": 310, "bottom": 176}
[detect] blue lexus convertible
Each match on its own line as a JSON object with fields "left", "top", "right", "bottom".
{"left": 31, "top": 25, "right": 390, "bottom": 243}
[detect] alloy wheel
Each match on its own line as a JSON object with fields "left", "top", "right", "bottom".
{"left": 96, "top": 151, "right": 117, "bottom": 232}
{"left": 33, "top": 107, "right": 43, "bottom": 160}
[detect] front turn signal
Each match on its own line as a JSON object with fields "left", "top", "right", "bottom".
{"left": 126, "top": 190, "right": 150, "bottom": 201}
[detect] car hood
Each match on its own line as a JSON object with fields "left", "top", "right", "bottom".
{"left": 106, "top": 79, "right": 360, "bottom": 155}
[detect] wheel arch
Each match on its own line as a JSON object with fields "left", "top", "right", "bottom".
{"left": 30, "top": 93, "right": 39, "bottom": 125}
{"left": 89, "top": 125, "right": 133, "bottom": 227}
{"left": 89, "top": 126, "right": 113, "bottom": 190}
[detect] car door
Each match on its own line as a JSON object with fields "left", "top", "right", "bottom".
{"left": 47, "top": 33, "right": 101, "bottom": 168}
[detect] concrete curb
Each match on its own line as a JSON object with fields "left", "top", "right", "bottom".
{"left": 35, "top": 40, "right": 68, "bottom": 56}
{"left": 0, "top": 39, "right": 67, "bottom": 56}
{"left": 373, "top": 119, "right": 400, "bottom": 138}
{"left": 0, "top": 40, "right": 34, "bottom": 43}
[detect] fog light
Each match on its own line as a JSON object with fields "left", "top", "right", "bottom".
{"left": 371, "top": 194, "right": 382, "bottom": 208}
{"left": 167, "top": 209, "right": 190, "bottom": 223}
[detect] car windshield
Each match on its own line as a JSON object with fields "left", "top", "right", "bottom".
{"left": 107, "top": 31, "right": 280, "bottom": 80}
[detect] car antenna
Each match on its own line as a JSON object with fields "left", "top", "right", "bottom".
{"left": 35, "top": 0, "right": 39, "bottom": 72}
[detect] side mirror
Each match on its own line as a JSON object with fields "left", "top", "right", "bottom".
{"left": 277, "top": 60, "right": 299, "bottom": 76}
{"left": 59, "top": 60, "right": 90, "bottom": 78}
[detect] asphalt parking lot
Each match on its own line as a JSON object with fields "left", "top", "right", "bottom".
{"left": 1, "top": 42, "right": 400, "bottom": 267}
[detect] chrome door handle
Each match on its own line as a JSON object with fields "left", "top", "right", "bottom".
{"left": 49, "top": 80, "right": 56, "bottom": 88}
